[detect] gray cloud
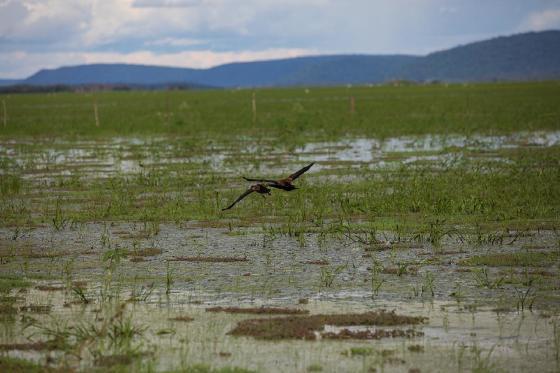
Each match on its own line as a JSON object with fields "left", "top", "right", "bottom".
{"left": 1, "top": 0, "right": 559, "bottom": 78}
{"left": 132, "top": 0, "right": 203, "bottom": 7}
{"left": 0, "top": 0, "right": 90, "bottom": 50}
{"left": 0, "top": 0, "right": 29, "bottom": 36}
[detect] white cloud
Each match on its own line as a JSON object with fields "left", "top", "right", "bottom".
{"left": 145, "top": 37, "right": 204, "bottom": 47}
{"left": 0, "top": 0, "right": 89, "bottom": 43}
{"left": 1, "top": 0, "right": 334, "bottom": 50}
{"left": 132, "top": 0, "right": 203, "bottom": 7}
{"left": 80, "top": 49, "right": 315, "bottom": 67}
{"left": 521, "top": 8, "right": 560, "bottom": 31}
{"left": 0, "top": 48, "right": 315, "bottom": 78}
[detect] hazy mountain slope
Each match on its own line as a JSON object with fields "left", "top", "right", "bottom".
{"left": 400, "top": 30, "right": 560, "bottom": 81}
{"left": 25, "top": 64, "right": 201, "bottom": 85}
{"left": 8, "top": 30, "right": 560, "bottom": 87}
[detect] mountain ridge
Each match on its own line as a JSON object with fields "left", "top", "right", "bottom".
{"left": 5, "top": 30, "right": 560, "bottom": 88}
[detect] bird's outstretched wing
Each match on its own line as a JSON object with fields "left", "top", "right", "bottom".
{"left": 288, "top": 162, "right": 315, "bottom": 181}
{"left": 243, "top": 177, "right": 278, "bottom": 183}
{"left": 222, "top": 188, "right": 255, "bottom": 211}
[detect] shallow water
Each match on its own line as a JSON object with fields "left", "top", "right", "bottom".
{"left": 2, "top": 130, "right": 559, "bottom": 179}
{"left": 1, "top": 130, "right": 559, "bottom": 372}
{"left": 2, "top": 284, "right": 557, "bottom": 372}
{"left": 0, "top": 220, "right": 559, "bottom": 371}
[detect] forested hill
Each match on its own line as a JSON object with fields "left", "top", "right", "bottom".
{"left": 8, "top": 30, "right": 560, "bottom": 88}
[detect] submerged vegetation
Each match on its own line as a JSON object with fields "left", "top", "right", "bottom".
{"left": 0, "top": 82, "right": 559, "bottom": 372}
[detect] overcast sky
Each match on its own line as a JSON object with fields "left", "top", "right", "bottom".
{"left": 1, "top": 0, "right": 560, "bottom": 78}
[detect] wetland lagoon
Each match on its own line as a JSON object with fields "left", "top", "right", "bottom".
{"left": 0, "top": 82, "right": 559, "bottom": 372}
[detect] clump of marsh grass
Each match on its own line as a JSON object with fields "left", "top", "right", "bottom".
{"left": 72, "top": 286, "right": 90, "bottom": 304}
{"left": 166, "top": 261, "right": 174, "bottom": 295}
{"left": 319, "top": 264, "right": 347, "bottom": 288}
{"left": 472, "top": 267, "right": 505, "bottom": 289}
{"left": 513, "top": 279, "right": 537, "bottom": 311}
{"left": 553, "top": 319, "right": 560, "bottom": 368}
{"left": 421, "top": 271, "right": 436, "bottom": 297}
{"left": 28, "top": 302, "right": 145, "bottom": 360}
{"left": 339, "top": 224, "right": 379, "bottom": 246}
{"left": 470, "top": 344, "right": 497, "bottom": 373}
{"left": 128, "top": 283, "right": 154, "bottom": 302}
{"left": 370, "top": 257, "right": 385, "bottom": 298}
{"left": 52, "top": 198, "right": 70, "bottom": 231}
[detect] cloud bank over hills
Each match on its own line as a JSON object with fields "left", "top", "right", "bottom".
{"left": 1, "top": 0, "right": 560, "bottom": 79}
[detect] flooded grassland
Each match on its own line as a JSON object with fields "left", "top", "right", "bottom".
{"left": 1, "top": 83, "right": 559, "bottom": 372}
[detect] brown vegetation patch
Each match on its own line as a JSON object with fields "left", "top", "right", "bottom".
{"left": 492, "top": 307, "right": 514, "bottom": 314}
{"left": 303, "top": 260, "right": 330, "bottom": 265}
{"left": 20, "top": 305, "right": 52, "bottom": 314}
{"left": 94, "top": 355, "right": 133, "bottom": 367}
{"left": 131, "top": 248, "right": 162, "bottom": 257}
{"left": 170, "top": 256, "right": 248, "bottom": 263}
{"left": 527, "top": 269, "right": 556, "bottom": 277}
{"left": 386, "top": 357, "right": 406, "bottom": 365}
{"left": 322, "top": 328, "right": 423, "bottom": 340}
{"left": 438, "top": 250, "right": 467, "bottom": 256}
{"left": 521, "top": 245, "right": 549, "bottom": 250}
{"left": 408, "top": 344, "right": 425, "bottom": 353}
{"left": 130, "top": 257, "right": 145, "bottom": 262}
{"left": 364, "top": 244, "right": 392, "bottom": 252}
{"left": 207, "top": 306, "right": 309, "bottom": 315}
{"left": 416, "top": 251, "right": 433, "bottom": 256}
{"left": 228, "top": 310, "right": 427, "bottom": 340}
{"left": 25, "top": 250, "right": 69, "bottom": 259}
{"left": 381, "top": 267, "right": 418, "bottom": 276}
{"left": 115, "top": 231, "right": 152, "bottom": 240}
{"left": 459, "top": 252, "right": 557, "bottom": 267}
{"left": 72, "top": 281, "right": 87, "bottom": 289}
{"left": 0, "top": 304, "right": 17, "bottom": 314}
{"left": 0, "top": 296, "right": 23, "bottom": 303}
{"left": 0, "top": 339, "right": 64, "bottom": 351}
{"left": 63, "top": 300, "right": 89, "bottom": 307}
{"left": 169, "top": 316, "right": 194, "bottom": 322}
{"left": 36, "top": 285, "right": 65, "bottom": 291}
{"left": 190, "top": 220, "right": 231, "bottom": 229}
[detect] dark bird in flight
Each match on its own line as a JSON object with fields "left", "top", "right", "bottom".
{"left": 221, "top": 183, "right": 271, "bottom": 211}
{"left": 243, "top": 162, "right": 315, "bottom": 191}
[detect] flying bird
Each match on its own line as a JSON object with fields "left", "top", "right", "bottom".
{"left": 243, "top": 162, "right": 315, "bottom": 191}
{"left": 221, "top": 183, "right": 271, "bottom": 211}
